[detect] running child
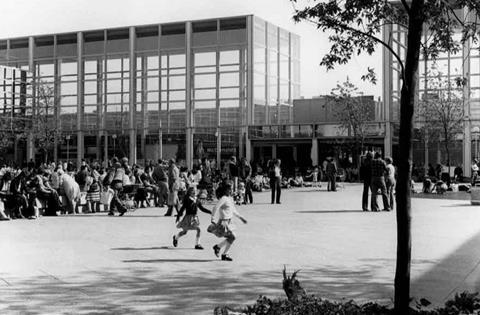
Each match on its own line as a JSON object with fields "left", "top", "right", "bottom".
{"left": 173, "top": 187, "right": 212, "bottom": 249}
{"left": 209, "top": 182, "right": 247, "bottom": 261}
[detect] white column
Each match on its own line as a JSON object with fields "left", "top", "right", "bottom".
{"left": 311, "top": 138, "right": 318, "bottom": 166}
{"left": 77, "top": 32, "right": 84, "bottom": 167}
{"left": 382, "top": 24, "right": 393, "bottom": 158}
{"left": 463, "top": 10, "right": 472, "bottom": 177}
{"left": 185, "top": 21, "right": 193, "bottom": 169}
{"left": 27, "top": 37, "right": 35, "bottom": 161}
{"left": 128, "top": 26, "right": 137, "bottom": 164}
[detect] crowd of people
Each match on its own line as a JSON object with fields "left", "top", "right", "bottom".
{"left": 359, "top": 152, "right": 395, "bottom": 212}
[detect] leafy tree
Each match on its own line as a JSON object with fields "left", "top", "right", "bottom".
{"left": 291, "top": 0, "right": 480, "bottom": 313}
{"left": 329, "top": 78, "right": 373, "bottom": 165}
{"left": 416, "top": 72, "right": 464, "bottom": 175}
{"left": 32, "top": 80, "right": 60, "bottom": 163}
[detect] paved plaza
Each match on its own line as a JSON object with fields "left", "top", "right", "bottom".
{"left": 1, "top": 184, "right": 480, "bottom": 314}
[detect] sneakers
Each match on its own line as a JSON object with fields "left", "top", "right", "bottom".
{"left": 194, "top": 244, "right": 204, "bottom": 250}
{"left": 221, "top": 254, "right": 232, "bottom": 261}
{"left": 213, "top": 245, "right": 220, "bottom": 257}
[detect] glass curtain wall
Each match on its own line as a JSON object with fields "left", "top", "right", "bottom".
{"left": 252, "top": 17, "right": 295, "bottom": 126}
{"left": 0, "top": 16, "right": 297, "bottom": 166}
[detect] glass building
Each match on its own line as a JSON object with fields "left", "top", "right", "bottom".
{"left": 0, "top": 15, "right": 300, "bottom": 167}
{"left": 383, "top": 7, "right": 478, "bottom": 176}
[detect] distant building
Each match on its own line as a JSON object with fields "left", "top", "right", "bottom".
{"left": 0, "top": 15, "right": 300, "bottom": 167}
{"left": 383, "top": 7, "right": 476, "bottom": 175}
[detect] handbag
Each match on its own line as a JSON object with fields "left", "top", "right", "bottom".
{"left": 207, "top": 222, "right": 217, "bottom": 233}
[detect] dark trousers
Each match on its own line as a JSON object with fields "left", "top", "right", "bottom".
{"left": 157, "top": 181, "right": 168, "bottom": 206}
{"left": 245, "top": 181, "right": 253, "bottom": 204}
{"left": 270, "top": 177, "right": 281, "bottom": 204}
{"left": 327, "top": 174, "right": 336, "bottom": 191}
{"left": 371, "top": 176, "right": 390, "bottom": 211}
{"left": 362, "top": 180, "right": 371, "bottom": 211}
{"left": 109, "top": 183, "right": 126, "bottom": 214}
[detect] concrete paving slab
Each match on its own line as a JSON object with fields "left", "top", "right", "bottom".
{"left": 0, "top": 184, "right": 480, "bottom": 314}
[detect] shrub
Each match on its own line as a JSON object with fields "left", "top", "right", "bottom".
{"left": 214, "top": 269, "right": 480, "bottom": 315}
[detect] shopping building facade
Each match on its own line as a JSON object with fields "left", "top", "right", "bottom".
{"left": 0, "top": 15, "right": 300, "bottom": 167}
{"left": 383, "top": 7, "right": 479, "bottom": 177}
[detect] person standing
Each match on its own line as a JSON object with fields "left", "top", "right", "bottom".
{"left": 360, "top": 152, "right": 373, "bottom": 211}
{"left": 269, "top": 159, "right": 282, "bottom": 204}
{"left": 164, "top": 158, "right": 180, "bottom": 216}
{"left": 238, "top": 157, "right": 253, "bottom": 204}
{"left": 227, "top": 156, "right": 239, "bottom": 192}
{"left": 385, "top": 157, "right": 396, "bottom": 211}
{"left": 325, "top": 157, "right": 337, "bottom": 191}
{"left": 152, "top": 159, "right": 169, "bottom": 207}
{"left": 472, "top": 159, "right": 479, "bottom": 186}
{"left": 370, "top": 152, "right": 390, "bottom": 212}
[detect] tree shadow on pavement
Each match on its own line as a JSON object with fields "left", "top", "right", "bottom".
{"left": 410, "top": 230, "right": 480, "bottom": 306}
{"left": 0, "top": 264, "right": 394, "bottom": 314}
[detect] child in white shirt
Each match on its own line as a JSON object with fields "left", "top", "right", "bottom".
{"left": 209, "top": 182, "right": 247, "bottom": 261}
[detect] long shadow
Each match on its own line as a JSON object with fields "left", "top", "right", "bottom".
{"left": 123, "top": 259, "right": 218, "bottom": 263}
{"left": 0, "top": 264, "right": 393, "bottom": 314}
{"left": 411, "top": 230, "right": 480, "bottom": 306}
{"left": 297, "top": 210, "right": 366, "bottom": 214}
{"left": 295, "top": 189, "right": 331, "bottom": 193}
{"left": 441, "top": 203, "right": 472, "bottom": 207}
{"left": 112, "top": 246, "right": 173, "bottom": 251}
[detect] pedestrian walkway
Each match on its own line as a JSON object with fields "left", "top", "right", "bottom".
{"left": 1, "top": 184, "right": 480, "bottom": 314}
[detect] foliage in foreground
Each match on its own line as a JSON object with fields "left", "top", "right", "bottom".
{"left": 241, "top": 291, "right": 480, "bottom": 315}
{"left": 214, "top": 269, "right": 480, "bottom": 315}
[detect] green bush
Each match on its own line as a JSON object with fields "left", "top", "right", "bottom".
{"left": 214, "top": 269, "right": 480, "bottom": 314}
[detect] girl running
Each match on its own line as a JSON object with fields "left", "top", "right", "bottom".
{"left": 209, "top": 182, "right": 247, "bottom": 261}
{"left": 173, "top": 187, "right": 212, "bottom": 249}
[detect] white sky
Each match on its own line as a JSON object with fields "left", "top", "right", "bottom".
{"left": 0, "top": 0, "right": 382, "bottom": 99}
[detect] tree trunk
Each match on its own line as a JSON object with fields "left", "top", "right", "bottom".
{"left": 395, "top": 1, "right": 425, "bottom": 314}
{"left": 445, "top": 140, "right": 450, "bottom": 182}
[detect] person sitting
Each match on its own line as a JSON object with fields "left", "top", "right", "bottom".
{"left": 423, "top": 177, "right": 433, "bottom": 193}
{"left": 33, "top": 169, "right": 62, "bottom": 216}
{"left": 434, "top": 180, "right": 448, "bottom": 194}
{"left": 0, "top": 171, "right": 13, "bottom": 219}
{"left": 252, "top": 174, "right": 264, "bottom": 192}
{"left": 10, "top": 170, "right": 29, "bottom": 219}
{"left": 290, "top": 173, "right": 305, "bottom": 187}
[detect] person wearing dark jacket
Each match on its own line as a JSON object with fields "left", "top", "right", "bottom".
{"left": 172, "top": 187, "right": 212, "bottom": 249}
{"left": 360, "top": 152, "right": 373, "bottom": 211}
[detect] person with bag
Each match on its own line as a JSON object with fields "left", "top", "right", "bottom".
{"left": 209, "top": 182, "right": 247, "bottom": 261}
{"left": 172, "top": 187, "right": 212, "bottom": 249}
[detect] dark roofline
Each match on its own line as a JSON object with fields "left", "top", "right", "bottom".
{"left": 0, "top": 14, "right": 300, "bottom": 43}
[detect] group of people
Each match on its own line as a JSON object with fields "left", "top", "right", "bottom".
{"left": 360, "top": 152, "right": 395, "bottom": 212}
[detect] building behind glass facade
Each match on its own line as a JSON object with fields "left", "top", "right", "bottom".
{"left": 0, "top": 15, "right": 300, "bottom": 167}
{"left": 383, "top": 7, "right": 479, "bottom": 176}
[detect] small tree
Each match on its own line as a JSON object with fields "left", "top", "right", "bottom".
{"left": 416, "top": 73, "right": 464, "bottom": 175}
{"left": 329, "top": 78, "right": 373, "bottom": 165}
{"left": 32, "top": 80, "right": 60, "bottom": 163}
